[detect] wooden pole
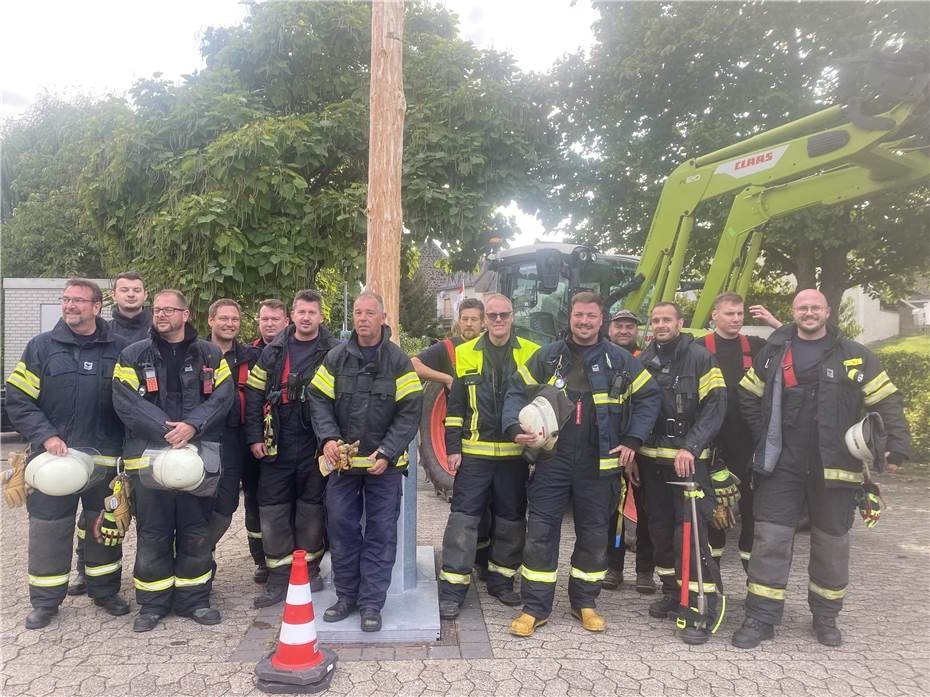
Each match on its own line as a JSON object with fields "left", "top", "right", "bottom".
{"left": 365, "top": 0, "right": 406, "bottom": 344}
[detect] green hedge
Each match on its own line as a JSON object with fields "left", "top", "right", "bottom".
{"left": 874, "top": 334, "right": 930, "bottom": 461}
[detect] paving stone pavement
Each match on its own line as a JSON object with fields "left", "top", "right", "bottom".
{"left": 1, "top": 444, "right": 928, "bottom": 697}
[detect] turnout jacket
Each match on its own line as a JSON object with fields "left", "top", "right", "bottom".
{"left": 6, "top": 317, "right": 127, "bottom": 462}
{"left": 739, "top": 324, "right": 910, "bottom": 488}
{"left": 444, "top": 332, "right": 540, "bottom": 459}
{"left": 108, "top": 307, "right": 153, "bottom": 346}
{"left": 502, "top": 337, "right": 661, "bottom": 476}
{"left": 309, "top": 326, "right": 422, "bottom": 472}
{"left": 243, "top": 325, "right": 340, "bottom": 457}
{"left": 639, "top": 333, "right": 727, "bottom": 463}
{"left": 111, "top": 324, "right": 234, "bottom": 465}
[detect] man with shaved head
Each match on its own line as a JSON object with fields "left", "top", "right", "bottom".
{"left": 733, "top": 289, "right": 910, "bottom": 649}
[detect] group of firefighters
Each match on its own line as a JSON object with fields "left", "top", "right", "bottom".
{"left": 5, "top": 270, "right": 911, "bottom": 649}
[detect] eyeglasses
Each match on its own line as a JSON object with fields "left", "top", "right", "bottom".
{"left": 795, "top": 305, "right": 826, "bottom": 314}
{"left": 153, "top": 307, "right": 185, "bottom": 316}
{"left": 487, "top": 311, "right": 512, "bottom": 322}
{"left": 60, "top": 296, "right": 95, "bottom": 305}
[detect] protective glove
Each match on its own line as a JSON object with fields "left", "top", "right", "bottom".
{"left": 93, "top": 511, "right": 125, "bottom": 547}
{"left": 104, "top": 473, "right": 132, "bottom": 533}
{"left": 711, "top": 467, "right": 741, "bottom": 508}
{"left": 856, "top": 481, "right": 884, "bottom": 529}
{"left": 711, "top": 503, "right": 737, "bottom": 530}
{"left": 319, "top": 440, "right": 361, "bottom": 477}
{"left": 3, "top": 450, "right": 28, "bottom": 508}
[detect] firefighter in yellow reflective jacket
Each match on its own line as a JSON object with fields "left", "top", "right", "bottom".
{"left": 437, "top": 294, "right": 539, "bottom": 619}
{"left": 502, "top": 292, "right": 661, "bottom": 636}
{"left": 637, "top": 302, "right": 727, "bottom": 646}
{"left": 732, "top": 289, "right": 910, "bottom": 649}
{"left": 112, "top": 289, "right": 234, "bottom": 633}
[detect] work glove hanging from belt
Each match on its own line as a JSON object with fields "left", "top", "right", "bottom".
{"left": 855, "top": 481, "right": 884, "bottom": 529}
{"left": 319, "top": 440, "right": 360, "bottom": 477}
{"left": 104, "top": 473, "right": 133, "bottom": 534}
{"left": 711, "top": 466, "right": 741, "bottom": 530}
{"left": 3, "top": 450, "right": 28, "bottom": 508}
{"left": 93, "top": 512, "right": 124, "bottom": 547}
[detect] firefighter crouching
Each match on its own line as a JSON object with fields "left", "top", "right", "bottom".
{"left": 637, "top": 302, "right": 727, "bottom": 645}
{"left": 309, "top": 290, "right": 423, "bottom": 632}
{"left": 244, "top": 290, "right": 340, "bottom": 608}
{"left": 437, "top": 294, "right": 539, "bottom": 619}
{"left": 5, "top": 278, "right": 130, "bottom": 629}
{"left": 732, "top": 289, "right": 910, "bottom": 649}
{"left": 112, "top": 289, "right": 233, "bottom": 633}
{"left": 502, "top": 292, "right": 661, "bottom": 637}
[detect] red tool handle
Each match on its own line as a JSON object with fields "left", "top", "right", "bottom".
{"left": 680, "top": 520, "right": 692, "bottom": 608}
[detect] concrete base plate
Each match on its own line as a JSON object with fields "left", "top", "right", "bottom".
{"left": 253, "top": 546, "right": 440, "bottom": 645}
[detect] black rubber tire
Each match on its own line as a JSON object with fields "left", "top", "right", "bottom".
{"left": 418, "top": 381, "right": 454, "bottom": 501}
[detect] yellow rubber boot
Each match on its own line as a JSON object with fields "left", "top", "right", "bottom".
{"left": 509, "top": 613, "right": 547, "bottom": 637}
{"left": 571, "top": 607, "right": 607, "bottom": 632}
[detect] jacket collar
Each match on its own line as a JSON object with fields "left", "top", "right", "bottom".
{"left": 50, "top": 316, "right": 114, "bottom": 344}
{"left": 346, "top": 324, "right": 392, "bottom": 358}
{"left": 767, "top": 322, "right": 840, "bottom": 348}
{"left": 151, "top": 322, "right": 198, "bottom": 348}
{"left": 111, "top": 306, "right": 152, "bottom": 329}
{"left": 474, "top": 330, "right": 520, "bottom": 352}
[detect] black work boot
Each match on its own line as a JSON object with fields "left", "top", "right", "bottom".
{"left": 602, "top": 568, "right": 623, "bottom": 590}
{"left": 648, "top": 593, "right": 678, "bottom": 619}
{"left": 439, "top": 600, "right": 462, "bottom": 620}
{"left": 732, "top": 616, "right": 775, "bottom": 649}
{"left": 67, "top": 571, "right": 87, "bottom": 596}
{"left": 133, "top": 612, "right": 163, "bottom": 633}
{"left": 680, "top": 625, "right": 709, "bottom": 645}
{"left": 181, "top": 607, "right": 222, "bottom": 625}
{"left": 635, "top": 571, "right": 657, "bottom": 594}
{"left": 25, "top": 607, "right": 58, "bottom": 630}
{"left": 812, "top": 615, "right": 842, "bottom": 647}
{"left": 359, "top": 607, "right": 382, "bottom": 632}
{"left": 323, "top": 598, "right": 357, "bottom": 623}
{"left": 488, "top": 587, "right": 521, "bottom": 607}
{"left": 94, "top": 594, "right": 130, "bottom": 616}
{"left": 253, "top": 564, "right": 269, "bottom": 584}
{"left": 253, "top": 583, "right": 287, "bottom": 609}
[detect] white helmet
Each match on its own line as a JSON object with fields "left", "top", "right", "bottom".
{"left": 519, "top": 396, "right": 561, "bottom": 453}
{"left": 25, "top": 450, "right": 94, "bottom": 496}
{"left": 153, "top": 445, "right": 205, "bottom": 491}
{"left": 845, "top": 412, "right": 887, "bottom": 470}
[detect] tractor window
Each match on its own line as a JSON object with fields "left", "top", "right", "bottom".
{"left": 509, "top": 262, "right": 569, "bottom": 345}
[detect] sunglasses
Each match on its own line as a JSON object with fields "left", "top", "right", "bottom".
{"left": 487, "top": 311, "right": 512, "bottom": 322}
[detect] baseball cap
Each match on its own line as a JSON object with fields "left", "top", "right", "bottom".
{"left": 610, "top": 309, "right": 639, "bottom": 323}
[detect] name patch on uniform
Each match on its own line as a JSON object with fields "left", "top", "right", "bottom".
{"left": 591, "top": 364, "right": 600, "bottom": 372}
{"left": 184, "top": 365, "right": 194, "bottom": 372}
{"left": 826, "top": 368, "right": 834, "bottom": 378}
{"left": 83, "top": 362, "right": 94, "bottom": 371}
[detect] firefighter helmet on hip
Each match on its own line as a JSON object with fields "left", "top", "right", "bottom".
{"left": 153, "top": 445, "right": 205, "bottom": 491}
{"left": 25, "top": 450, "right": 94, "bottom": 496}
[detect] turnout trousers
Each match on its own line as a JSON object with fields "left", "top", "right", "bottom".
{"left": 519, "top": 453, "right": 620, "bottom": 620}
{"left": 27, "top": 481, "right": 122, "bottom": 608}
{"left": 707, "top": 447, "right": 755, "bottom": 571}
{"left": 257, "top": 429, "right": 326, "bottom": 588}
{"left": 438, "top": 455, "right": 528, "bottom": 603}
{"left": 642, "top": 456, "right": 723, "bottom": 622}
{"left": 241, "top": 450, "right": 264, "bottom": 567}
{"left": 326, "top": 468, "right": 403, "bottom": 611}
{"left": 133, "top": 485, "right": 214, "bottom": 616}
{"left": 606, "top": 473, "right": 654, "bottom": 576}
{"left": 744, "top": 385, "right": 857, "bottom": 625}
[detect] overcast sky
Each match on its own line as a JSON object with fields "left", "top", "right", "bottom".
{"left": 1, "top": 0, "right": 599, "bottom": 244}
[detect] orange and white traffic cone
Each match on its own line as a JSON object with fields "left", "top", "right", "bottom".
{"left": 255, "top": 550, "right": 337, "bottom": 694}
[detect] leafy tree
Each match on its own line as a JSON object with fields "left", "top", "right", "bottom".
{"left": 399, "top": 269, "right": 442, "bottom": 339}
{"left": 543, "top": 2, "right": 929, "bottom": 313}
{"left": 73, "top": 1, "right": 554, "bottom": 318}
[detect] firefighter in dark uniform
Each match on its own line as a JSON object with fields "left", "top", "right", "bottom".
{"left": 695, "top": 293, "right": 774, "bottom": 571}
{"left": 502, "top": 292, "right": 661, "bottom": 637}
{"left": 411, "top": 299, "right": 494, "bottom": 576}
{"left": 244, "top": 290, "right": 339, "bottom": 608}
{"left": 6, "top": 278, "right": 130, "bottom": 629}
{"left": 638, "top": 301, "right": 727, "bottom": 645}
{"left": 206, "top": 299, "right": 261, "bottom": 585}
{"left": 437, "top": 294, "right": 539, "bottom": 619}
{"left": 70, "top": 271, "right": 151, "bottom": 597}
{"left": 603, "top": 308, "right": 657, "bottom": 595}
{"left": 112, "top": 289, "right": 234, "bottom": 633}
{"left": 242, "top": 298, "right": 290, "bottom": 583}
{"left": 732, "top": 289, "right": 910, "bottom": 649}
{"left": 309, "top": 290, "right": 422, "bottom": 632}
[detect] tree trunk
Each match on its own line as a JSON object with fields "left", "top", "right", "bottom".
{"left": 819, "top": 246, "right": 849, "bottom": 325}
{"left": 794, "top": 238, "right": 817, "bottom": 291}
{"left": 365, "top": 0, "right": 406, "bottom": 344}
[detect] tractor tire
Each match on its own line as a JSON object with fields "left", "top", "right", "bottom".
{"left": 418, "top": 381, "right": 455, "bottom": 501}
